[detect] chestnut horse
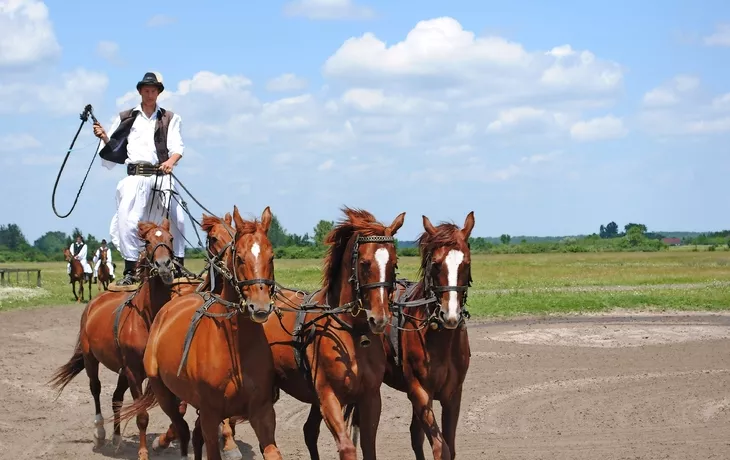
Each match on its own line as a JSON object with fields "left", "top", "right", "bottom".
{"left": 380, "top": 212, "right": 474, "bottom": 460}
{"left": 151, "top": 211, "right": 246, "bottom": 459}
{"left": 49, "top": 219, "right": 180, "bottom": 460}
{"left": 97, "top": 247, "right": 112, "bottom": 292}
{"left": 118, "top": 206, "right": 283, "bottom": 460}
{"left": 263, "top": 207, "right": 405, "bottom": 460}
{"left": 64, "top": 247, "right": 90, "bottom": 302}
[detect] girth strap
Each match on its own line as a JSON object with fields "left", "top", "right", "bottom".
{"left": 176, "top": 292, "right": 238, "bottom": 376}
{"left": 388, "top": 279, "right": 420, "bottom": 367}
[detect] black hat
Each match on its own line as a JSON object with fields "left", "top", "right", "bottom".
{"left": 101, "top": 239, "right": 107, "bottom": 244}
{"left": 136, "top": 71, "right": 164, "bottom": 92}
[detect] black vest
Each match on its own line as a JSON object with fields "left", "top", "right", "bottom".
{"left": 98, "top": 107, "right": 174, "bottom": 165}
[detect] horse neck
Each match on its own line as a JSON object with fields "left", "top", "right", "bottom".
{"left": 327, "top": 243, "right": 367, "bottom": 330}
{"left": 138, "top": 268, "right": 171, "bottom": 317}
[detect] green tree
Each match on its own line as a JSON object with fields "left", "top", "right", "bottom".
{"left": 267, "top": 214, "right": 290, "bottom": 248}
{"left": 0, "top": 223, "right": 29, "bottom": 250}
{"left": 313, "top": 220, "right": 334, "bottom": 247}
{"left": 500, "top": 234, "right": 511, "bottom": 245}
{"left": 626, "top": 226, "right": 644, "bottom": 246}
{"left": 600, "top": 221, "right": 619, "bottom": 238}
{"left": 33, "top": 231, "right": 69, "bottom": 256}
{"left": 624, "top": 223, "right": 647, "bottom": 234}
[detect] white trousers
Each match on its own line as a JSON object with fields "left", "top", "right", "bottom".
{"left": 93, "top": 260, "right": 115, "bottom": 278}
{"left": 111, "top": 172, "right": 186, "bottom": 261}
{"left": 67, "top": 259, "right": 93, "bottom": 274}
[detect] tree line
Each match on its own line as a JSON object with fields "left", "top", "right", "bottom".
{"left": 1, "top": 218, "right": 728, "bottom": 263}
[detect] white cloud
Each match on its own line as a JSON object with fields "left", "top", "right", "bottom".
{"left": 0, "top": 68, "right": 108, "bottom": 115}
{"left": 0, "top": 133, "right": 41, "bottom": 151}
{"left": 266, "top": 73, "right": 307, "bottom": 92}
{"left": 486, "top": 106, "right": 570, "bottom": 135}
{"left": 0, "top": 0, "right": 61, "bottom": 69}
{"left": 703, "top": 23, "right": 730, "bottom": 47}
{"left": 639, "top": 75, "right": 730, "bottom": 137}
{"left": 318, "top": 159, "right": 334, "bottom": 170}
{"left": 283, "top": 0, "right": 374, "bottom": 20}
{"left": 323, "top": 17, "right": 622, "bottom": 102}
{"left": 95, "top": 40, "right": 121, "bottom": 64}
{"left": 146, "top": 14, "right": 176, "bottom": 27}
{"left": 570, "top": 115, "right": 627, "bottom": 142}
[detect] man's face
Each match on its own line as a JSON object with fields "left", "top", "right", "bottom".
{"left": 76, "top": 237, "right": 82, "bottom": 244}
{"left": 138, "top": 85, "right": 160, "bottom": 106}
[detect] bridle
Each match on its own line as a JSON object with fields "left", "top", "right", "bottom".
{"left": 347, "top": 234, "right": 397, "bottom": 317}
{"left": 203, "top": 230, "right": 276, "bottom": 314}
{"left": 422, "top": 250, "right": 472, "bottom": 327}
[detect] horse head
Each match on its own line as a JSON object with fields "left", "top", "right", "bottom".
{"left": 418, "top": 211, "right": 474, "bottom": 329}
{"left": 137, "top": 219, "right": 176, "bottom": 285}
{"left": 323, "top": 207, "right": 405, "bottom": 335}
{"left": 228, "top": 206, "right": 276, "bottom": 324}
{"left": 200, "top": 212, "right": 234, "bottom": 292}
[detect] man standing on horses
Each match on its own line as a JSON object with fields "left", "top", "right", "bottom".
{"left": 92, "top": 71, "right": 187, "bottom": 286}
{"left": 92, "top": 239, "right": 115, "bottom": 283}
{"left": 67, "top": 234, "right": 93, "bottom": 279}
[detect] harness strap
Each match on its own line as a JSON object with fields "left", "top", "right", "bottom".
{"left": 293, "top": 290, "right": 320, "bottom": 385}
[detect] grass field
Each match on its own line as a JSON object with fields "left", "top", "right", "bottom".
{"left": 2, "top": 249, "right": 729, "bottom": 316}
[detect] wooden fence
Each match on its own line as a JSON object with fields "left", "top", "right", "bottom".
{"left": 0, "top": 268, "right": 42, "bottom": 288}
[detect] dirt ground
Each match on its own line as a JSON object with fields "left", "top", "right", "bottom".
{"left": 2, "top": 305, "right": 730, "bottom": 460}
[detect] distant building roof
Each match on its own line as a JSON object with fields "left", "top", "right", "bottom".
{"left": 662, "top": 237, "right": 682, "bottom": 245}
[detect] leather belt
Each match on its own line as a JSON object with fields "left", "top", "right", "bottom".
{"left": 127, "top": 163, "right": 162, "bottom": 176}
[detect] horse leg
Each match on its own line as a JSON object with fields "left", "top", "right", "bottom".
{"left": 303, "top": 403, "right": 323, "bottom": 460}
{"left": 356, "top": 390, "right": 383, "bottom": 460}
{"left": 124, "top": 369, "right": 151, "bottom": 460}
{"left": 112, "top": 373, "right": 130, "bottom": 446}
{"left": 149, "top": 376, "right": 191, "bottom": 458}
{"left": 200, "top": 411, "right": 225, "bottom": 460}
{"left": 72, "top": 280, "right": 79, "bottom": 302}
{"left": 83, "top": 354, "right": 105, "bottom": 448}
{"left": 192, "top": 416, "right": 204, "bottom": 460}
{"left": 409, "top": 410, "right": 427, "bottom": 460}
{"left": 440, "top": 386, "right": 463, "bottom": 460}
{"left": 247, "top": 397, "right": 282, "bottom": 460}
{"left": 219, "top": 418, "right": 243, "bottom": 460}
{"left": 152, "top": 398, "right": 188, "bottom": 451}
{"left": 319, "top": 389, "right": 357, "bottom": 460}
{"left": 408, "top": 384, "right": 449, "bottom": 460}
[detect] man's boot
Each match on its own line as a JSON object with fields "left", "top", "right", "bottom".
{"left": 117, "top": 260, "right": 137, "bottom": 286}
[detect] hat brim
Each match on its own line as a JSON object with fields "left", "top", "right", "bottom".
{"left": 136, "top": 81, "right": 164, "bottom": 92}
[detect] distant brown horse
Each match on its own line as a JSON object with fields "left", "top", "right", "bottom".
{"left": 65, "top": 248, "right": 91, "bottom": 302}
{"left": 96, "top": 247, "right": 112, "bottom": 292}
{"left": 262, "top": 207, "right": 405, "bottom": 460}
{"left": 379, "top": 212, "right": 474, "bottom": 460}
{"left": 49, "top": 219, "right": 179, "bottom": 460}
{"left": 118, "top": 206, "right": 283, "bottom": 460}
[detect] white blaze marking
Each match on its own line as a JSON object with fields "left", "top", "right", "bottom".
{"left": 445, "top": 249, "right": 464, "bottom": 321}
{"left": 374, "top": 248, "right": 389, "bottom": 303}
{"left": 155, "top": 230, "right": 162, "bottom": 237}
{"left": 251, "top": 242, "right": 260, "bottom": 260}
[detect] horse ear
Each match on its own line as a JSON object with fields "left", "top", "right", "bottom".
{"left": 461, "top": 211, "right": 475, "bottom": 240}
{"left": 386, "top": 212, "right": 406, "bottom": 236}
{"left": 137, "top": 221, "right": 153, "bottom": 238}
{"left": 260, "top": 206, "right": 272, "bottom": 233}
{"left": 162, "top": 218, "right": 171, "bottom": 232}
{"left": 422, "top": 215, "right": 437, "bottom": 235}
{"left": 232, "top": 205, "right": 245, "bottom": 234}
{"left": 224, "top": 212, "right": 232, "bottom": 227}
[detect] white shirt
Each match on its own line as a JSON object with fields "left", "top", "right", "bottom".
{"left": 69, "top": 242, "right": 87, "bottom": 260}
{"left": 94, "top": 246, "right": 112, "bottom": 263}
{"left": 99, "top": 103, "right": 184, "bottom": 170}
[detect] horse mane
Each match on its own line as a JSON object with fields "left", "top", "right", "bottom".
{"left": 416, "top": 222, "right": 464, "bottom": 279}
{"left": 201, "top": 214, "right": 222, "bottom": 233}
{"left": 322, "top": 207, "right": 390, "bottom": 290}
{"left": 137, "top": 220, "right": 167, "bottom": 239}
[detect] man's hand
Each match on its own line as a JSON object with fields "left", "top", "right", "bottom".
{"left": 159, "top": 158, "right": 177, "bottom": 174}
{"left": 93, "top": 122, "right": 109, "bottom": 143}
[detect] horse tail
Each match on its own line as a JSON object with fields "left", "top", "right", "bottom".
{"left": 343, "top": 403, "right": 360, "bottom": 443}
{"left": 47, "top": 333, "right": 84, "bottom": 397}
{"left": 117, "top": 380, "right": 158, "bottom": 424}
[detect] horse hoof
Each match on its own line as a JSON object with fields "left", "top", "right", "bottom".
{"left": 138, "top": 449, "right": 150, "bottom": 460}
{"left": 152, "top": 436, "right": 168, "bottom": 451}
{"left": 221, "top": 447, "right": 243, "bottom": 460}
{"left": 112, "top": 434, "right": 122, "bottom": 447}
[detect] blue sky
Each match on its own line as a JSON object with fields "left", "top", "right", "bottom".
{"left": 1, "top": 0, "right": 729, "bottom": 244}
